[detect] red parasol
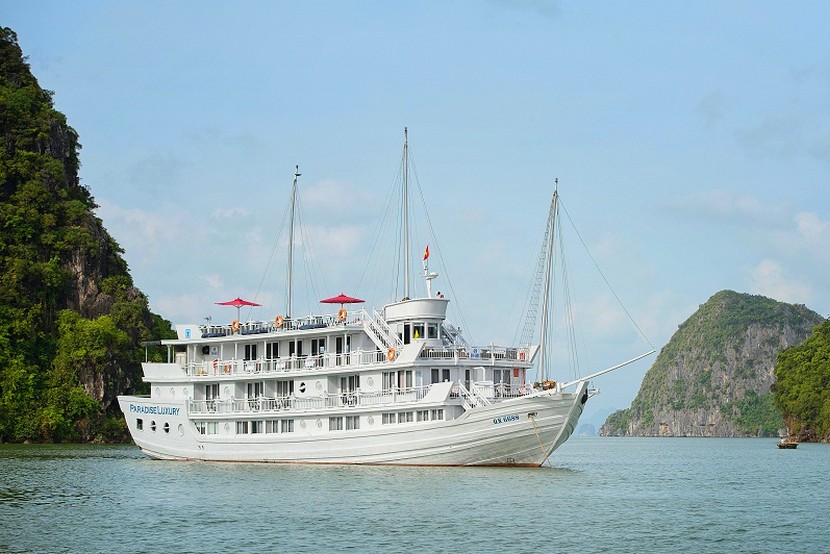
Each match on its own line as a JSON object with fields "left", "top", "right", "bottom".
{"left": 320, "top": 293, "right": 365, "bottom": 305}
{"left": 216, "top": 297, "right": 262, "bottom": 322}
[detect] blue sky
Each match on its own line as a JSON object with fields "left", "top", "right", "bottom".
{"left": 5, "top": 1, "right": 830, "bottom": 420}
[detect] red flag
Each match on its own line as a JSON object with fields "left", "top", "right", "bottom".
{"left": 423, "top": 244, "right": 430, "bottom": 260}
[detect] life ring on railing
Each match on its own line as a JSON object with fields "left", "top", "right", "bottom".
{"left": 386, "top": 347, "right": 396, "bottom": 362}
{"left": 338, "top": 308, "right": 347, "bottom": 322}
{"left": 231, "top": 320, "right": 241, "bottom": 333}
{"left": 274, "top": 315, "right": 285, "bottom": 329}
{"left": 212, "top": 359, "right": 218, "bottom": 371}
{"left": 518, "top": 350, "right": 526, "bottom": 362}
{"left": 224, "top": 363, "right": 231, "bottom": 374}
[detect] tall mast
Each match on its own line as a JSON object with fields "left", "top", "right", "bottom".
{"left": 286, "top": 165, "right": 300, "bottom": 318}
{"left": 537, "top": 178, "right": 558, "bottom": 381}
{"left": 403, "top": 127, "right": 411, "bottom": 299}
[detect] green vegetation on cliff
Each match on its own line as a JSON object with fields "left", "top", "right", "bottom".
{"left": 0, "top": 27, "right": 173, "bottom": 443}
{"left": 774, "top": 320, "right": 830, "bottom": 442}
{"left": 602, "top": 290, "right": 823, "bottom": 437}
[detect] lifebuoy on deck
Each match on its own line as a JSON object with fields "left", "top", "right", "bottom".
{"left": 274, "top": 315, "right": 285, "bottom": 328}
{"left": 224, "top": 363, "right": 231, "bottom": 374}
{"left": 338, "top": 308, "right": 347, "bottom": 322}
{"left": 212, "top": 359, "right": 218, "bottom": 371}
{"left": 231, "top": 320, "right": 241, "bottom": 333}
{"left": 386, "top": 347, "right": 396, "bottom": 362}
{"left": 518, "top": 350, "right": 526, "bottom": 362}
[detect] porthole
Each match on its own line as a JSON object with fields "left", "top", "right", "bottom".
{"left": 170, "top": 387, "right": 175, "bottom": 397}
{"left": 224, "top": 423, "right": 230, "bottom": 433}
{"left": 224, "top": 386, "right": 230, "bottom": 396}
{"left": 367, "top": 377, "right": 374, "bottom": 387}
{"left": 183, "top": 387, "right": 189, "bottom": 398}
{"left": 299, "top": 382, "right": 306, "bottom": 393}
{"left": 316, "top": 418, "right": 322, "bottom": 429}
{"left": 150, "top": 421, "right": 157, "bottom": 432}
{"left": 315, "top": 381, "right": 323, "bottom": 392}
{"left": 177, "top": 424, "right": 184, "bottom": 436}
{"left": 367, "top": 416, "right": 374, "bottom": 426}
{"left": 163, "top": 422, "right": 170, "bottom": 434}
{"left": 300, "top": 420, "right": 307, "bottom": 430}
{"left": 155, "top": 387, "right": 160, "bottom": 398}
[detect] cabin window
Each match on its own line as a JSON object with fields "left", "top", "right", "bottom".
{"left": 417, "top": 410, "right": 429, "bottom": 422}
{"left": 427, "top": 324, "right": 438, "bottom": 339}
{"left": 136, "top": 418, "right": 144, "bottom": 431}
{"left": 398, "top": 370, "right": 413, "bottom": 389}
{"left": 346, "top": 416, "right": 360, "bottom": 430}
{"left": 382, "top": 413, "right": 396, "bottom": 425}
{"left": 236, "top": 421, "right": 249, "bottom": 434}
{"left": 431, "top": 369, "right": 440, "bottom": 383}
{"left": 431, "top": 409, "right": 444, "bottom": 421}
{"left": 276, "top": 380, "right": 294, "bottom": 397}
{"left": 266, "top": 342, "right": 279, "bottom": 359}
{"left": 207, "top": 422, "right": 218, "bottom": 435}
{"left": 329, "top": 417, "right": 344, "bottom": 431}
{"left": 251, "top": 421, "right": 263, "bottom": 434}
{"left": 244, "top": 344, "right": 257, "bottom": 360}
{"left": 281, "top": 419, "right": 294, "bottom": 433}
{"left": 289, "top": 340, "right": 303, "bottom": 357}
{"left": 494, "top": 369, "right": 511, "bottom": 384}
{"left": 413, "top": 323, "right": 425, "bottom": 340}
{"left": 403, "top": 323, "right": 411, "bottom": 345}
{"left": 464, "top": 369, "right": 471, "bottom": 390}
{"left": 398, "top": 411, "right": 414, "bottom": 423}
{"left": 247, "top": 381, "right": 264, "bottom": 399}
{"left": 195, "top": 421, "right": 206, "bottom": 434}
{"left": 443, "top": 369, "right": 450, "bottom": 382}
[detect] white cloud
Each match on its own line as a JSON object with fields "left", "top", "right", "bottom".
{"left": 211, "top": 206, "right": 250, "bottom": 219}
{"left": 200, "top": 273, "right": 224, "bottom": 289}
{"left": 663, "top": 189, "right": 788, "bottom": 228}
{"left": 795, "top": 211, "right": 830, "bottom": 242}
{"left": 747, "top": 259, "right": 811, "bottom": 304}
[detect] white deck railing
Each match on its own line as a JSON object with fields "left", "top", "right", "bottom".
{"left": 188, "top": 385, "right": 432, "bottom": 415}
{"left": 420, "top": 346, "right": 529, "bottom": 365}
{"left": 187, "top": 349, "right": 389, "bottom": 377}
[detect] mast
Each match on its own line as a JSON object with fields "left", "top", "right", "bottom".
{"left": 403, "top": 127, "right": 411, "bottom": 299}
{"left": 286, "top": 165, "right": 300, "bottom": 318}
{"left": 537, "top": 178, "right": 558, "bottom": 381}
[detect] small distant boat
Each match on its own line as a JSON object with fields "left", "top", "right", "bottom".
{"left": 777, "top": 438, "right": 798, "bottom": 449}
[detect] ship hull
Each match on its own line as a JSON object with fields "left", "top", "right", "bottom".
{"left": 117, "top": 382, "right": 587, "bottom": 467}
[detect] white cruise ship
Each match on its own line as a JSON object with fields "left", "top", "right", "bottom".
{"left": 118, "top": 132, "right": 653, "bottom": 466}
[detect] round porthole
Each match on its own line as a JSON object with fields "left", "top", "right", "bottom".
{"left": 224, "top": 423, "right": 230, "bottom": 433}
{"left": 163, "top": 422, "right": 170, "bottom": 434}
{"left": 315, "top": 381, "right": 323, "bottom": 392}
{"left": 150, "top": 421, "right": 157, "bottom": 432}
{"left": 367, "top": 377, "right": 374, "bottom": 387}
{"left": 177, "top": 424, "right": 185, "bottom": 436}
{"left": 300, "top": 420, "right": 307, "bottom": 429}
{"left": 224, "top": 386, "right": 230, "bottom": 396}
{"left": 155, "top": 387, "right": 160, "bottom": 398}
{"left": 170, "top": 387, "right": 175, "bottom": 397}
{"left": 316, "top": 418, "right": 322, "bottom": 429}
{"left": 367, "top": 416, "right": 374, "bottom": 426}
{"left": 183, "top": 387, "right": 189, "bottom": 398}
{"left": 299, "top": 382, "right": 306, "bottom": 393}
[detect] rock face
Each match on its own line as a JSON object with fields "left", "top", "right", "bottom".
{"left": 601, "top": 290, "right": 824, "bottom": 437}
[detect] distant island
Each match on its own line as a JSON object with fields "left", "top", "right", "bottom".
{"left": 601, "top": 290, "right": 824, "bottom": 438}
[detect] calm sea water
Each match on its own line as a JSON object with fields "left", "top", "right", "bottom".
{"left": 1, "top": 437, "right": 828, "bottom": 553}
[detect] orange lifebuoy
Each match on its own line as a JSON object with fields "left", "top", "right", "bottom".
{"left": 518, "top": 350, "right": 526, "bottom": 362}
{"left": 386, "top": 347, "right": 396, "bottom": 362}
{"left": 274, "top": 315, "right": 285, "bottom": 328}
{"left": 212, "top": 359, "right": 218, "bottom": 371}
{"left": 231, "top": 320, "right": 240, "bottom": 333}
{"left": 338, "top": 308, "right": 347, "bottom": 322}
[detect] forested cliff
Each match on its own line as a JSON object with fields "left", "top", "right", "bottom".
{"left": 601, "top": 290, "right": 823, "bottom": 438}
{"left": 0, "top": 27, "right": 172, "bottom": 443}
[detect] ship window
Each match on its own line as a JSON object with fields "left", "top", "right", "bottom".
{"left": 266, "top": 342, "right": 279, "bottom": 359}
{"left": 136, "top": 418, "right": 143, "bottom": 431}
{"left": 281, "top": 419, "right": 294, "bottom": 433}
{"left": 443, "top": 369, "right": 450, "bottom": 382}
{"left": 346, "top": 416, "right": 360, "bottom": 430}
{"left": 398, "top": 411, "right": 413, "bottom": 423}
{"left": 207, "top": 422, "right": 218, "bottom": 435}
{"left": 150, "top": 421, "right": 157, "bottom": 432}
{"left": 427, "top": 324, "right": 438, "bottom": 339}
{"left": 413, "top": 323, "right": 425, "bottom": 340}
{"left": 195, "top": 421, "right": 206, "bottom": 435}
{"left": 163, "top": 422, "right": 170, "bottom": 434}
{"left": 398, "top": 370, "right": 413, "bottom": 389}
{"left": 431, "top": 369, "right": 440, "bottom": 383}
{"left": 244, "top": 344, "right": 257, "bottom": 361}
{"left": 329, "top": 417, "right": 344, "bottom": 431}
{"left": 276, "top": 380, "right": 294, "bottom": 397}
{"left": 236, "top": 421, "right": 249, "bottom": 434}
{"left": 251, "top": 421, "right": 263, "bottom": 434}
{"left": 417, "top": 410, "right": 429, "bottom": 422}
{"left": 431, "top": 409, "right": 444, "bottom": 421}
{"left": 382, "top": 413, "right": 396, "bottom": 425}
